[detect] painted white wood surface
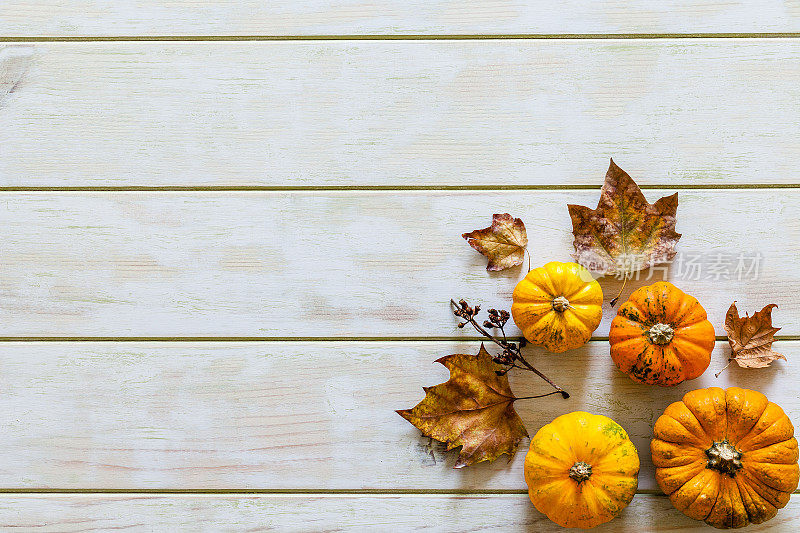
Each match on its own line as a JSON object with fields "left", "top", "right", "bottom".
{"left": 0, "top": 494, "right": 797, "bottom": 532}
{"left": 0, "top": 340, "right": 793, "bottom": 490}
{"left": 0, "top": 190, "right": 794, "bottom": 337}
{"left": 1, "top": 2, "right": 799, "bottom": 36}
{"left": 2, "top": 41, "right": 800, "bottom": 187}
{"left": 2, "top": 5, "right": 800, "bottom": 528}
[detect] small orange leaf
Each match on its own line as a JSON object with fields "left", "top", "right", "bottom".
{"left": 462, "top": 213, "right": 527, "bottom": 271}
{"left": 724, "top": 302, "right": 786, "bottom": 369}
{"left": 397, "top": 344, "right": 528, "bottom": 468}
{"left": 568, "top": 159, "right": 680, "bottom": 277}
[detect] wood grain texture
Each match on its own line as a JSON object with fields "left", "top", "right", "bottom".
{"left": 0, "top": 494, "right": 798, "bottom": 532}
{"left": 2, "top": 41, "right": 800, "bottom": 187}
{"left": 0, "top": 340, "right": 794, "bottom": 490}
{"left": 1, "top": 2, "right": 800, "bottom": 36}
{"left": 0, "top": 45, "right": 32, "bottom": 101}
{"left": 0, "top": 190, "right": 795, "bottom": 337}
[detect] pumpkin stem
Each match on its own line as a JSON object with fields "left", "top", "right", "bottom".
{"left": 568, "top": 461, "right": 592, "bottom": 483}
{"left": 609, "top": 276, "right": 628, "bottom": 307}
{"left": 705, "top": 440, "right": 743, "bottom": 477}
{"left": 551, "top": 296, "right": 570, "bottom": 312}
{"left": 714, "top": 360, "right": 732, "bottom": 379}
{"left": 646, "top": 323, "right": 674, "bottom": 345}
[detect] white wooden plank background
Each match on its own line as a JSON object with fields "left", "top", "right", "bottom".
{"left": 0, "top": 494, "right": 797, "bottom": 532}
{"left": 0, "top": 190, "right": 794, "bottom": 337}
{"left": 0, "top": 340, "right": 792, "bottom": 490}
{"left": 1, "top": 2, "right": 799, "bottom": 36}
{"left": 2, "top": 6, "right": 800, "bottom": 530}
{"left": 1, "top": 41, "right": 800, "bottom": 187}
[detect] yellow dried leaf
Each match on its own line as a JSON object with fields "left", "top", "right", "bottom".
{"left": 725, "top": 302, "right": 786, "bottom": 369}
{"left": 568, "top": 159, "right": 680, "bottom": 277}
{"left": 397, "top": 344, "right": 528, "bottom": 468}
{"left": 462, "top": 213, "right": 527, "bottom": 271}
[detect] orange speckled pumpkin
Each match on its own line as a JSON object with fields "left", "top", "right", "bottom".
{"left": 652, "top": 387, "right": 799, "bottom": 529}
{"left": 511, "top": 261, "right": 603, "bottom": 353}
{"left": 525, "top": 411, "right": 640, "bottom": 529}
{"left": 609, "top": 281, "right": 714, "bottom": 386}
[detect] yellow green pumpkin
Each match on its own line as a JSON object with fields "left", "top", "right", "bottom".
{"left": 524, "top": 411, "right": 640, "bottom": 529}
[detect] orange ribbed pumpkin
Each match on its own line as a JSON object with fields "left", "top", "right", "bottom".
{"left": 652, "top": 387, "right": 799, "bottom": 528}
{"left": 609, "top": 281, "right": 714, "bottom": 386}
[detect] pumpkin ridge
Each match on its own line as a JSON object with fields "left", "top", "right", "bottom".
{"left": 516, "top": 309, "right": 554, "bottom": 333}
{"left": 526, "top": 454, "right": 572, "bottom": 474}
{"left": 660, "top": 348, "right": 686, "bottom": 384}
{"left": 657, "top": 457, "right": 707, "bottom": 478}
{"left": 562, "top": 281, "right": 597, "bottom": 302}
{"left": 737, "top": 467, "right": 789, "bottom": 509}
{"left": 663, "top": 416, "right": 711, "bottom": 447}
{"left": 670, "top": 311, "right": 710, "bottom": 329}
{"left": 619, "top": 298, "right": 649, "bottom": 324}
{"left": 667, "top": 340, "right": 710, "bottom": 380}
{"left": 669, "top": 333, "right": 713, "bottom": 351}
{"left": 573, "top": 475, "right": 607, "bottom": 527}
{"left": 682, "top": 404, "right": 723, "bottom": 444}
{"left": 609, "top": 316, "right": 648, "bottom": 339}
{"left": 585, "top": 479, "right": 629, "bottom": 515}
{"left": 740, "top": 464, "right": 791, "bottom": 494}
{"left": 735, "top": 474, "right": 779, "bottom": 524}
{"left": 664, "top": 293, "right": 700, "bottom": 324}
{"left": 538, "top": 263, "right": 561, "bottom": 297}
{"left": 664, "top": 405, "right": 713, "bottom": 446}
{"left": 671, "top": 469, "right": 717, "bottom": 519}
{"left": 610, "top": 337, "right": 645, "bottom": 367}
{"left": 698, "top": 473, "right": 724, "bottom": 522}
{"left": 743, "top": 438, "right": 800, "bottom": 465}
{"left": 737, "top": 411, "right": 789, "bottom": 450}
{"left": 564, "top": 305, "right": 601, "bottom": 330}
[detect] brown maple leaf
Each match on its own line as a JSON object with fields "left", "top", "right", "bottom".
{"left": 462, "top": 213, "right": 527, "bottom": 271}
{"left": 724, "top": 302, "right": 786, "bottom": 369}
{"left": 568, "top": 159, "right": 680, "bottom": 278}
{"left": 397, "top": 344, "right": 528, "bottom": 468}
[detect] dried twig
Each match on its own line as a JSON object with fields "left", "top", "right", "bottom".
{"left": 451, "top": 299, "right": 569, "bottom": 399}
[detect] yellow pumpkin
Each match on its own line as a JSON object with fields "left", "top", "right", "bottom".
{"left": 525, "top": 411, "right": 640, "bottom": 529}
{"left": 511, "top": 261, "right": 603, "bottom": 353}
{"left": 652, "top": 387, "right": 799, "bottom": 529}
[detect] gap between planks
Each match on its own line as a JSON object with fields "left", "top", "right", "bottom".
{"left": 0, "top": 489, "right": 795, "bottom": 496}
{"left": 0, "top": 489, "right": 531, "bottom": 495}
{"left": 0, "top": 336, "right": 797, "bottom": 342}
{"left": 3, "top": 34, "right": 800, "bottom": 42}
{"left": 0, "top": 184, "right": 798, "bottom": 192}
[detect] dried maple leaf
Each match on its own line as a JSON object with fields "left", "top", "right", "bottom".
{"left": 568, "top": 159, "right": 680, "bottom": 278}
{"left": 462, "top": 213, "right": 527, "bottom": 271}
{"left": 397, "top": 344, "right": 528, "bottom": 468}
{"left": 724, "top": 302, "right": 786, "bottom": 369}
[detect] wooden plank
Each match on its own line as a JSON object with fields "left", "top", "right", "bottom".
{"left": 1, "top": 2, "right": 799, "bottom": 36}
{"left": 0, "top": 340, "right": 795, "bottom": 490}
{"left": 0, "top": 190, "right": 795, "bottom": 337}
{"left": 2, "top": 41, "right": 800, "bottom": 187}
{"left": 0, "top": 494, "right": 797, "bottom": 532}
